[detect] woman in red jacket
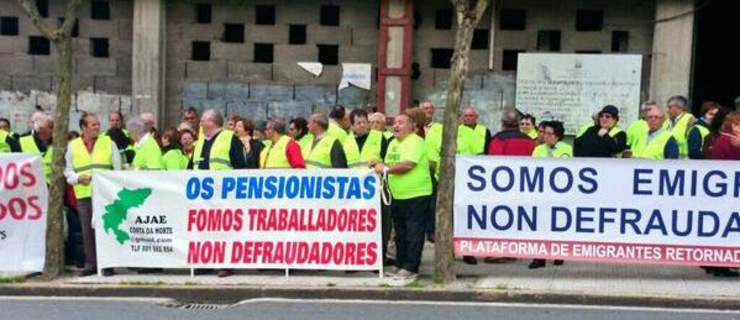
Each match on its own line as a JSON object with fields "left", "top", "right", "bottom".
{"left": 710, "top": 111, "right": 740, "bottom": 160}
{"left": 704, "top": 111, "right": 740, "bottom": 277}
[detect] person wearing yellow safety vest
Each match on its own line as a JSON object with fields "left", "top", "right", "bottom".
{"left": 188, "top": 108, "right": 247, "bottom": 172}
{"left": 328, "top": 105, "right": 351, "bottom": 144}
{"left": 457, "top": 106, "right": 491, "bottom": 155}
{"left": 420, "top": 101, "right": 442, "bottom": 243}
{"left": 63, "top": 113, "right": 122, "bottom": 277}
{"left": 343, "top": 109, "right": 385, "bottom": 168}
{"left": 288, "top": 117, "right": 314, "bottom": 151}
{"left": 529, "top": 120, "right": 570, "bottom": 269}
{"left": 160, "top": 127, "right": 189, "bottom": 170}
{"left": 666, "top": 95, "right": 696, "bottom": 159}
{"left": 625, "top": 101, "right": 655, "bottom": 154}
{"left": 0, "top": 128, "right": 12, "bottom": 153}
{"left": 369, "top": 111, "right": 396, "bottom": 266}
{"left": 188, "top": 108, "right": 247, "bottom": 278}
{"left": 129, "top": 118, "right": 166, "bottom": 275}
{"left": 574, "top": 111, "right": 599, "bottom": 139}
{"left": 687, "top": 101, "right": 720, "bottom": 159}
{"left": 573, "top": 105, "right": 627, "bottom": 158}
{"left": 0, "top": 117, "right": 20, "bottom": 153}
{"left": 16, "top": 116, "right": 54, "bottom": 183}
{"left": 302, "top": 113, "right": 348, "bottom": 169}
{"left": 369, "top": 112, "right": 395, "bottom": 141}
{"left": 372, "top": 113, "right": 432, "bottom": 281}
{"left": 179, "top": 127, "right": 196, "bottom": 162}
{"left": 631, "top": 105, "right": 679, "bottom": 159}
{"left": 519, "top": 114, "right": 538, "bottom": 140}
{"left": 253, "top": 120, "right": 272, "bottom": 150}
{"left": 127, "top": 117, "right": 164, "bottom": 170}
{"left": 260, "top": 118, "right": 305, "bottom": 169}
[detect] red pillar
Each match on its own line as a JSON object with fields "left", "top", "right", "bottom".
{"left": 377, "top": 0, "right": 414, "bottom": 114}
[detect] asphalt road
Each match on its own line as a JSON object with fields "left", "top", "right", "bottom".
{"left": 1, "top": 297, "right": 740, "bottom": 320}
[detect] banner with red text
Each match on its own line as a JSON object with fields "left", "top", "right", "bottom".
{"left": 93, "top": 170, "right": 382, "bottom": 271}
{"left": 0, "top": 154, "right": 48, "bottom": 272}
{"left": 454, "top": 155, "right": 740, "bottom": 267}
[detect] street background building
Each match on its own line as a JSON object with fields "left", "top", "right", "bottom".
{"left": 0, "top": 0, "right": 736, "bottom": 131}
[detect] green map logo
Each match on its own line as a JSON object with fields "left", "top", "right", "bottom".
{"left": 102, "top": 188, "right": 153, "bottom": 245}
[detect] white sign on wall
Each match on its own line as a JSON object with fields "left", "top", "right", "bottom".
{"left": 515, "top": 54, "right": 642, "bottom": 135}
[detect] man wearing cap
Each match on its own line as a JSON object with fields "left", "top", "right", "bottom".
{"left": 574, "top": 105, "right": 627, "bottom": 158}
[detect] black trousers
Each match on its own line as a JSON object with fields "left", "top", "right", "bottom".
{"left": 381, "top": 202, "right": 392, "bottom": 262}
{"left": 426, "top": 178, "right": 438, "bottom": 233}
{"left": 391, "top": 195, "right": 431, "bottom": 273}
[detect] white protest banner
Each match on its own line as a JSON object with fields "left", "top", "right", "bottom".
{"left": 515, "top": 53, "right": 642, "bottom": 135}
{"left": 0, "top": 154, "right": 48, "bottom": 272}
{"left": 93, "top": 170, "right": 382, "bottom": 272}
{"left": 454, "top": 155, "right": 740, "bottom": 267}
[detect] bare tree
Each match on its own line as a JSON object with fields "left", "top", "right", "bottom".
{"left": 434, "top": 0, "right": 490, "bottom": 284}
{"left": 17, "top": 0, "right": 86, "bottom": 279}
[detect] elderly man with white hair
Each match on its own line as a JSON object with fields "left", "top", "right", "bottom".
{"left": 140, "top": 112, "right": 157, "bottom": 133}
{"left": 127, "top": 117, "right": 163, "bottom": 170}
{"left": 15, "top": 116, "right": 54, "bottom": 181}
{"left": 457, "top": 106, "right": 491, "bottom": 155}
{"left": 666, "top": 95, "right": 696, "bottom": 159}
{"left": 188, "top": 108, "right": 247, "bottom": 278}
{"left": 188, "top": 108, "right": 247, "bottom": 172}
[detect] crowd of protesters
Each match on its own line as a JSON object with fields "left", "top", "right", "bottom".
{"left": 2, "top": 95, "right": 740, "bottom": 280}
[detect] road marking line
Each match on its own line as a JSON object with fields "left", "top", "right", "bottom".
{"left": 235, "top": 298, "right": 740, "bottom": 314}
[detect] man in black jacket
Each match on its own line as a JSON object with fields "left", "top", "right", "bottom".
{"left": 574, "top": 105, "right": 627, "bottom": 158}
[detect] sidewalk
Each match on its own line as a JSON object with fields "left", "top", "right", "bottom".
{"left": 3, "top": 243, "right": 739, "bottom": 308}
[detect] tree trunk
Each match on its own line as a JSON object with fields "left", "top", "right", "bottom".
{"left": 17, "top": 0, "right": 85, "bottom": 279}
{"left": 434, "top": 0, "right": 490, "bottom": 285}
{"left": 43, "top": 39, "right": 73, "bottom": 279}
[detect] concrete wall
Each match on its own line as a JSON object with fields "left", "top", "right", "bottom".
{"left": 0, "top": 0, "right": 664, "bottom": 132}
{"left": 0, "top": 0, "right": 133, "bottom": 129}
{"left": 165, "top": 0, "right": 379, "bottom": 126}
{"left": 650, "top": 0, "right": 694, "bottom": 105}
{"left": 413, "top": 0, "right": 656, "bottom": 126}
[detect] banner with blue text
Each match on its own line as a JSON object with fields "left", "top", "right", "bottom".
{"left": 93, "top": 170, "right": 382, "bottom": 272}
{"left": 454, "top": 155, "right": 740, "bottom": 267}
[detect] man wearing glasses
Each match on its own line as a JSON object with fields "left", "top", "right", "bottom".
{"left": 630, "top": 105, "right": 679, "bottom": 159}
{"left": 574, "top": 105, "right": 627, "bottom": 158}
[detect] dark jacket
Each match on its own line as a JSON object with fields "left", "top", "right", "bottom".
{"left": 574, "top": 126, "right": 627, "bottom": 158}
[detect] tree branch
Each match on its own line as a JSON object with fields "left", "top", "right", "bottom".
{"left": 17, "top": 0, "right": 58, "bottom": 41}
{"left": 60, "top": 0, "right": 85, "bottom": 35}
{"left": 473, "top": 0, "right": 490, "bottom": 25}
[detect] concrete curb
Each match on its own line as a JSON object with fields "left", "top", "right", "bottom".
{"left": 2, "top": 284, "right": 740, "bottom": 310}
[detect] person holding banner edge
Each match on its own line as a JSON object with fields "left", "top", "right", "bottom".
{"left": 373, "top": 113, "right": 432, "bottom": 281}
{"left": 64, "top": 112, "right": 121, "bottom": 277}
{"left": 529, "top": 120, "right": 570, "bottom": 269}
{"left": 188, "top": 108, "right": 247, "bottom": 277}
